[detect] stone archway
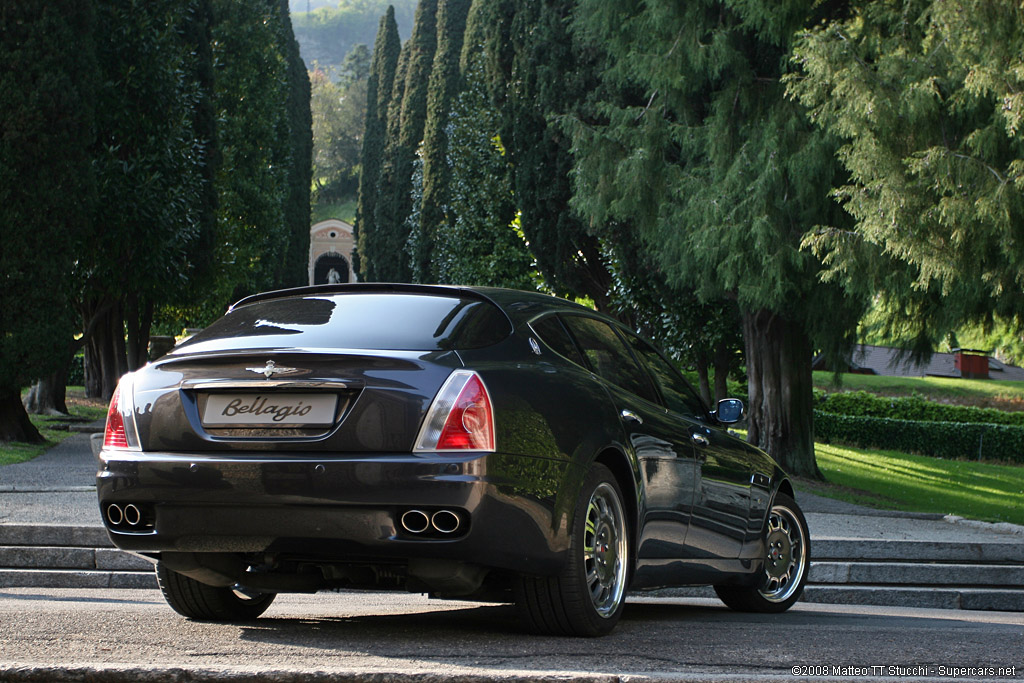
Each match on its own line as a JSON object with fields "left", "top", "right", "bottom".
{"left": 313, "top": 252, "right": 351, "bottom": 285}
{"left": 309, "top": 219, "right": 356, "bottom": 285}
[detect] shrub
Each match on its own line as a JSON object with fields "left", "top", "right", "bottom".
{"left": 814, "top": 411, "right": 1024, "bottom": 464}
{"left": 818, "top": 390, "right": 1024, "bottom": 427}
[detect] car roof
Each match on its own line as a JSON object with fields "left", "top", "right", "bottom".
{"left": 230, "top": 283, "right": 596, "bottom": 327}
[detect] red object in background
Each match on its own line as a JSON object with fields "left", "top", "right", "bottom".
{"left": 954, "top": 350, "right": 990, "bottom": 379}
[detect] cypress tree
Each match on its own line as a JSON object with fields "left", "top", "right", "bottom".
{"left": 0, "top": 0, "right": 97, "bottom": 439}
{"left": 373, "top": 0, "right": 438, "bottom": 282}
{"left": 355, "top": 7, "right": 401, "bottom": 281}
{"left": 277, "top": 0, "right": 313, "bottom": 289}
{"left": 435, "top": 0, "right": 532, "bottom": 289}
{"left": 411, "top": 0, "right": 471, "bottom": 282}
{"left": 493, "top": 0, "right": 612, "bottom": 308}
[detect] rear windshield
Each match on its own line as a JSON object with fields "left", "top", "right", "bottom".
{"left": 171, "top": 293, "right": 512, "bottom": 354}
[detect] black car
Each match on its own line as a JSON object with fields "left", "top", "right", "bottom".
{"left": 97, "top": 284, "right": 809, "bottom": 636}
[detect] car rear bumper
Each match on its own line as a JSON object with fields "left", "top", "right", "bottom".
{"left": 96, "top": 449, "right": 573, "bottom": 576}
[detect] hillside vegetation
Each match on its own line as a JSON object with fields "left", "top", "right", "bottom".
{"left": 291, "top": 0, "right": 416, "bottom": 74}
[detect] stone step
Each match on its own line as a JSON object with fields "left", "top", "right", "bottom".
{"left": 0, "top": 568, "right": 156, "bottom": 590}
{"left": 810, "top": 561, "right": 1024, "bottom": 587}
{"left": 803, "top": 585, "right": 1024, "bottom": 612}
{"left": 0, "top": 546, "right": 152, "bottom": 572}
{"left": 813, "top": 538, "right": 1024, "bottom": 563}
{"left": 637, "top": 585, "right": 1024, "bottom": 612}
{"left": 0, "top": 524, "right": 113, "bottom": 548}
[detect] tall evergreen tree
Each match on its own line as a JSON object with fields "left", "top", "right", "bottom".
{"left": 435, "top": 10, "right": 533, "bottom": 290}
{"left": 489, "top": 0, "right": 612, "bottom": 308}
{"left": 355, "top": 7, "right": 401, "bottom": 280}
{"left": 789, "top": 0, "right": 1024, "bottom": 347}
{"left": 82, "top": 0, "right": 212, "bottom": 399}
{"left": 410, "top": 0, "right": 471, "bottom": 282}
{"left": 277, "top": 0, "right": 313, "bottom": 289}
{"left": 0, "top": 0, "right": 97, "bottom": 439}
{"left": 209, "top": 0, "right": 292, "bottom": 301}
{"left": 568, "top": 0, "right": 866, "bottom": 476}
{"left": 373, "top": 0, "right": 438, "bottom": 282}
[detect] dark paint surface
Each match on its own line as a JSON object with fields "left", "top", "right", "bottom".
{"left": 98, "top": 284, "right": 793, "bottom": 596}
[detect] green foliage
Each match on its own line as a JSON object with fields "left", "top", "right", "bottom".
{"left": 819, "top": 390, "right": 1024, "bottom": 427}
{"left": 495, "top": 0, "right": 612, "bottom": 307}
{"left": 209, "top": 0, "right": 293, "bottom": 299}
{"left": 815, "top": 411, "right": 1024, "bottom": 465}
{"left": 565, "top": 0, "right": 865, "bottom": 474}
{"left": 0, "top": 0, "right": 96, "bottom": 395}
{"left": 812, "top": 371, "right": 1024, "bottom": 405}
{"left": 435, "top": 52, "right": 533, "bottom": 289}
{"left": 291, "top": 0, "right": 416, "bottom": 78}
{"left": 310, "top": 50, "right": 368, "bottom": 201}
{"left": 355, "top": 7, "right": 401, "bottom": 281}
{"left": 789, "top": 0, "right": 1024, "bottom": 345}
{"left": 411, "top": 0, "right": 472, "bottom": 283}
{"left": 374, "top": 0, "right": 439, "bottom": 282}
{"left": 278, "top": 0, "right": 313, "bottom": 290}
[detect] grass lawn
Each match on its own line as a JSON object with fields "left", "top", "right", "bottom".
{"left": 1, "top": 390, "right": 107, "bottom": 467}
{"left": 800, "top": 441, "right": 1024, "bottom": 525}
{"left": 813, "top": 371, "right": 1024, "bottom": 409}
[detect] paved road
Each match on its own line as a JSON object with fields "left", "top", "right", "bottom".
{"left": 0, "top": 588, "right": 1022, "bottom": 682}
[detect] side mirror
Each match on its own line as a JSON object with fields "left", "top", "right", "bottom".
{"left": 715, "top": 398, "right": 744, "bottom": 424}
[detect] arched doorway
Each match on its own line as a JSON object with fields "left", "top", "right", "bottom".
{"left": 309, "top": 219, "right": 356, "bottom": 285}
{"left": 313, "top": 252, "right": 350, "bottom": 285}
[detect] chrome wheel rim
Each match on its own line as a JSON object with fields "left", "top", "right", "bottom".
{"left": 583, "top": 482, "right": 627, "bottom": 618}
{"left": 759, "top": 503, "right": 807, "bottom": 603}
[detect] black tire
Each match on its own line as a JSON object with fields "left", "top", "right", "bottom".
{"left": 515, "top": 463, "right": 630, "bottom": 637}
{"left": 156, "top": 561, "right": 276, "bottom": 621}
{"left": 714, "top": 492, "right": 810, "bottom": 613}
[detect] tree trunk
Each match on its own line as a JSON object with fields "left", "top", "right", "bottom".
{"left": 712, "top": 345, "right": 732, "bottom": 403}
{"left": 693, "top": 353, "right": 712, "bottom": 406}
{"left": 85, "top": 303, "right": 126, "bottom": 401}
{"left": 23, "top": 368, "right": 70, "bottom": 416}
{"left": 0, "top": 389, "right": 44, "bottom": 443}
{"left": 742, "top": 308, "right": 820, "bottom": 479}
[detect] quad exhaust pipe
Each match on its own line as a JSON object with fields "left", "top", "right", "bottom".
{"left": 399, "top": 508, "right": 463, "bottom": 535}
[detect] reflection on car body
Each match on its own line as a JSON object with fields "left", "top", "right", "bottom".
{"left": 97, "top": 283, "right": 809, "bottom": 636}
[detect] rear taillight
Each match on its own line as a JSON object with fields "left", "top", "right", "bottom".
{"left": 103, "top": 374, "right": 141, "bottom": 451}
{"left": 414, "top": 370, "right": 495, "bottom": 452}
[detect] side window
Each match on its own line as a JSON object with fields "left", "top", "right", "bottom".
{"left": 530, "top": 315, "right": 587, "bottom": 367}
{"left": 623, "top": 331, "right": 708, "bottom": 417}
{"left": 561, "top": 316, "right": 658, "bottom": 404}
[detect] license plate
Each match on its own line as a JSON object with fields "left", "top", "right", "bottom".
{"left": 201, "top": 393, "right": 337, "bottom": 427}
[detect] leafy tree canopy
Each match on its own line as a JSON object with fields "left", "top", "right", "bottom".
{"left": 789, "top": 0, "right": 1024, "bottom": 345}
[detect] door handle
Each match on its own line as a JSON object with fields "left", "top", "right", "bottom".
{"left": 620, "top": 409, "right": 643, "bottom": 425}
{"left": 691, "top": 433, "right": 710, "bottom": 447}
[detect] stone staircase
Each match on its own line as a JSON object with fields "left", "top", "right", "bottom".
{"left": 0, "top": 524, "right": 154, "bottom": 589}
{"left": 2, "top": 524, "right": 1022, "bottom": 611}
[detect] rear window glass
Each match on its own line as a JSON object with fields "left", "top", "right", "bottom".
{"left": 172, "top": 293, "right": 512, "bottom": 354}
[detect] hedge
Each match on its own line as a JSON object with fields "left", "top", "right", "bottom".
{"left": 814, "top": 411, "right": 1024, "bottom": 464}
{"left": 818, "top": 390, "right": 1024, "bottom": 427}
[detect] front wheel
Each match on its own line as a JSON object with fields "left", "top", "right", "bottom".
{"left": 156, "top": 561, "right": 276, "bottom": 621}
{"left": 714, "top": 493, "right": 810, "bottom": 613}
{"left": 516, "top": 463, "right": 630, "bottom": 636}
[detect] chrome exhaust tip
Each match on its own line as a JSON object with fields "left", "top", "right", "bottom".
{"left": 400, "top": 509, "right": 430, "bottom": 534}
{"left": 123, "top": 504, "right": 142, "bottom": 526}
{"left": 431, "top": 509, "right": 460, "bottom": 534}
{"left": 106, "top": 504, "right": 124, "bottom": 526}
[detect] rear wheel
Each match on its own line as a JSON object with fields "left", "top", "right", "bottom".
{"left": 516, "top": 463, "right": 630, "bottom": 636}
{"left": 714, "top": 493, "right": 809, "bottom": 613}
{"left": 156, "top": 561, "right": 276, "bottom": 621}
